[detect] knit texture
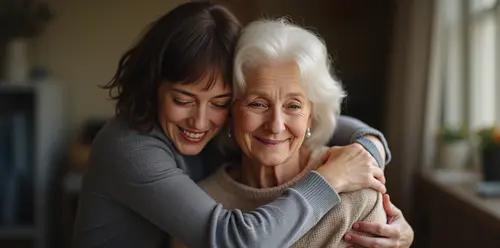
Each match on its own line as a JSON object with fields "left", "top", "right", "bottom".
{"left": 172, "top": 148, "right": 386, "bottom": 248}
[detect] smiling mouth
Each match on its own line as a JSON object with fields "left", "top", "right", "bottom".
{"left": 178, "top": 126, "right": 208, "bottom": 143}
{"left": 254, "top": 137, "right": 288, "bottom": 146}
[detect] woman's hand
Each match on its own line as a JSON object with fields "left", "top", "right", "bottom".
{"left": 315, "top": 143, "right": 386, "bottom": 194}
{"left": 344, "top": 194, "right": 414, "bottom": 248}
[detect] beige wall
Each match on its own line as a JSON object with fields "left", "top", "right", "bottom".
{"left": 32, "top": 0, "right": 187, "bottom": 132}
{"left": 31, "top": 0, "right": 392, "bottom": 135}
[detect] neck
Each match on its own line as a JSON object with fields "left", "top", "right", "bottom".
{"left": 234, "top": 148, "right": 311, "bottom": 188}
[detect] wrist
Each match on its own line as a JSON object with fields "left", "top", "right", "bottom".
{"left": 315, "top": 167, "right": 343, "bottom": 192}
{"left": 355, "top": 136, "right": 384, "bottom": 167}
{"left": 351, "top": 128, "right": 392, "bottom": 165}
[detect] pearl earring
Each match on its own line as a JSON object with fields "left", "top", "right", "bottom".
{"left": 306, "top": 128, "right": 311, "bottom": 138}
{"left": 227, "top": 129, "right": 232, "bottom": 138}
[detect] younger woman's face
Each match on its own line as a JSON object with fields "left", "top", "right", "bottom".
{"left": 158, "top": 73, "right": 231, "bottom": 155}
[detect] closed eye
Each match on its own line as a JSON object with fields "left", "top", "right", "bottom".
{"left": 173, "top": 98, "right": 194, "bottom": 105}
{"left": 248, "top": 102, "right": 267, "bottom": 109}
{"left": 212, "top": 102, "right": 230, "bottom": 108}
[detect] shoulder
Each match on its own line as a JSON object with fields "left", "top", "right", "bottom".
{"left": 339, "top": 189, "right": 384, "bottom": 222}
{"left": 341, "top": 189, "right": 380, "bottom": 206}
{"left": 92, "top": 117, "right": 176, "bottom": 156}
{"left": 89, "top": 117, "right": 182, "bottom": 181}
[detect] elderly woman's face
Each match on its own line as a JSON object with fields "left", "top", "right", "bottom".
{"left": 232, "top": 61, "right": 312, "bottom": 166}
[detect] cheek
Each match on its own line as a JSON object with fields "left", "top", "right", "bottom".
{"left": 287, "top": 114, "right": 310, "bottom": 138}
{"left": 232, "top": 111, "right": 264, "bottom": 152}
{"left": 209, "top": 109, "right": 230, "bottom": 127}
{"left": 234, "top": 111, "right": 263, "bottom": 134}
{"left": 161, "top": 103, "right": 190, "bottom": 124}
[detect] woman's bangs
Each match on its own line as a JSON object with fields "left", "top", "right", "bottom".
{"left": 159, "top": 35, "right": 231, "bottom": 90}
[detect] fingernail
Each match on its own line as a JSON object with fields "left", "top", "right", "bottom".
{"left": 353, "top": 223, "right": 359, "bottom": 229}
{"left": 345, "top": 234, "right": 352, "bottom": 241}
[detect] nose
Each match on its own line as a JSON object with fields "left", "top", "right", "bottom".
{"left": 266, "top": 107, "right": 286, "bottom": 134}
{"left": 189, "top": 105, "right": 209, "bottom": 131}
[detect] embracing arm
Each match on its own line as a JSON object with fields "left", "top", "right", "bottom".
{"left": 330, "top": 115, "right": 392, "bottom": 167}
{"left": 107, "top": 139, "right": 340, "bottom": 248}
{"left": 346, "top": 194, "right": 414, "bottom": 248}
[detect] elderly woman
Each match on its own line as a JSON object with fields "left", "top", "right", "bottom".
{"left": 216, "top": 19, "right": 385, "bottom": 247}
{"left": 174, "top": 19, "right": 411, "bottom": 248}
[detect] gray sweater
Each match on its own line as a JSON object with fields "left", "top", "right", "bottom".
{"left": 72, "top": 116, "right": 390, "bottom": 248}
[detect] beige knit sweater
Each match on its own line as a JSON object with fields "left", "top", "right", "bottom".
{"left": 172, "top": 148, "right": 386, "bottom": 248}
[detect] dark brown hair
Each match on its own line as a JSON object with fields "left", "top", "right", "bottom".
{"left": 103, "top": 2, "right": 241, "bottom": 131}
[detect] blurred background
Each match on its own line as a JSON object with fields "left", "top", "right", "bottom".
{"left": 1, "top": 0, "right": 500, "bottom": 247}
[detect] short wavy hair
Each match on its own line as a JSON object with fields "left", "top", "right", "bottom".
{"left": 103, "top": 2, "right": 241, "bottom": 131}
{"left": 233, "top": 19, "right": 346, "bottom": 149}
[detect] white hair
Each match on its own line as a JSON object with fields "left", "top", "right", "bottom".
{"left": 233, "top": 18, "right": 346, "bottom": 149}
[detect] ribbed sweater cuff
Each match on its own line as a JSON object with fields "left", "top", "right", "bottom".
{"left": 292, "top": 171, "right": 341, "bottom": 220}
{"left": 351, "top": 127, "right": 392, "bottom": 166}
{"left": 355, "top": 137, "right": 383, "bottom": 168}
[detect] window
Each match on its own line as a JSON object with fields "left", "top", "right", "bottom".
{"left": 437, "top": 0, "right": 500, "bottom": 130}
{"left": 469, "top": 0, "right": 499, "bottom": 129}
{"left": 424, "top": 0, "right": 500, "bottom": 171}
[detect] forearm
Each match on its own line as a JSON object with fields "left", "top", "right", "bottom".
{"left": 112, "top": 156, "right": 341, "bottom": 247}
{"left": 210, "top": 172, "right": 341, "bottom": 247}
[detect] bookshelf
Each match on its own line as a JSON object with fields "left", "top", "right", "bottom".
{"left": 0, "top": 81, "right": 66, "bottom": 248}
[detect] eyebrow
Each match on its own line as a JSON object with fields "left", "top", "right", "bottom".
{"left": 247, "top": 90, "right": 305, "bottom": 99}
{"left": 171, "top": 88, "right": 232, "bottom": 99}
{"left": 285, "top": 92, "right": 306, "bottom": 98}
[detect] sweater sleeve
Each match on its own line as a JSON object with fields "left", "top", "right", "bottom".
{"left": 290, "top": 189, "right": 386, "bottom": 248}
{"left": 359, "top": 193, "right": 386, "bottom": 223}
{"left": 330, "top": 115, "right": 392, "bottom": 165}
{"left": 108, "top": 138, "right": 341, "bottom": 248}
{"left": 350, "top": 192, "right": 387, "bottom": 242}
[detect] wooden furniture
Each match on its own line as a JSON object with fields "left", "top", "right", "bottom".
{"left": 413, "top": 170, "right": 500, "bottom": 247}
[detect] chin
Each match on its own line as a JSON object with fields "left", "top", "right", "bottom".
{"left": 256, "top": 155, "right": 288, "bottom": 167}
{"left": 176, "top": 144, "right": 205, "bottom": 155}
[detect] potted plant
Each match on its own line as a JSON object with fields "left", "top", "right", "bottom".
{"left": 0, "top": 0, "right": 53, "bottom": 84}
{"left": 437, "top": 125, "right": 470, "bottom": 170}
{"left": 477, "top": 127, "right": 500, "bottom": 181}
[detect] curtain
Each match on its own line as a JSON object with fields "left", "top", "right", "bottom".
{"left": 384, "top": 0, "right": 436, "bottom": 215}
